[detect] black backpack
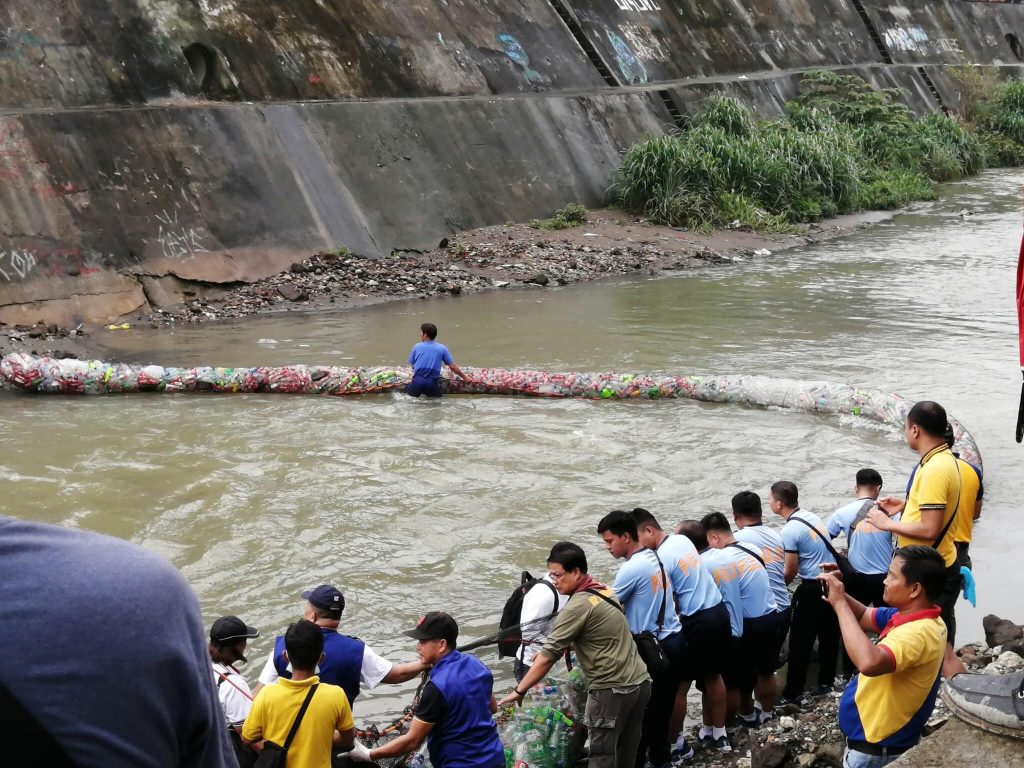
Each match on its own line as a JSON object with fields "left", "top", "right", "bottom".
{"left": 497, "top": 571, "right": 559, "bottom": 659}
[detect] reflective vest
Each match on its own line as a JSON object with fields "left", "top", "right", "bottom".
{"left": 427, "top": 651, "right": 505, "bottom": 768}
{"left": 273, "top": 628, "right": 364, "bottom": 706}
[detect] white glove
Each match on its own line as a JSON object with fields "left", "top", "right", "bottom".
{"left": 346, "top": 741, "right": 373, "bottom": 763}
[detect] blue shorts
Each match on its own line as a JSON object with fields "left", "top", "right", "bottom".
{"left": 406, "top": 373, "right": 442, "bottom": 398}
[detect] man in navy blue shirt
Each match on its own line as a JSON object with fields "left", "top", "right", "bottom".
{"left": 407, "top": 322, "right": 470, "bottom": 397}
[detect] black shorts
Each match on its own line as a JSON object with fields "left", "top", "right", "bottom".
{"left": 406, "top": 374, "right": 442, "bottom": 397}
{"left": 720, "top": 636, "right": 750, "bottom": 691}
{"left": 678, "top": 602, "right": 731, "bottom": 681}
{"left": 743, "top": 610, "right": 788, "bottom": 677}
{"left": 935, "top": 563, "right": 960, "bottom": 646}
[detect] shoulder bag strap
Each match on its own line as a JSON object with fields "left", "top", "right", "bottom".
{"left": 583, "top": 588, "right": 625, "bottom": 613}
{"left": 932, "top": 461, "right": 963, "bottom": 549}
{"left": 649, "top": 550, "right": 669, "bottom": 633}
{"left": 849, "top": 499, "right": 876, "bottom": 537}
{"left": 789, "top": 515, "right": 842, "bottom": 560}
{"left": 283, "top": 684, "right": 319, "bottom": 751}
{"left": 215, "top": 665, "right": 255, "bottom": 702}
{"left": 542, "top": 580, "right": 560, "bottom": 615}
{"left": 727, "top": 541, "right": 765, "bottom": 568}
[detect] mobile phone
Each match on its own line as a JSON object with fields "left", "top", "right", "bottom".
{"left": 820, "top": 579, "right": 829, "bottom": 598}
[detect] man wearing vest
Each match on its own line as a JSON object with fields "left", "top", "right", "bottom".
{"left": 256, "top": 584, "right": 426, "bottom": 707}
{"left": 499, "top": 541, "right": 652, "bottom": 768}
{"left": 348, "top": 611, "right": 505, "bottom": 768}
{"left": 820, "top": 546, "right": 947, "bottom": 767}
{"left": 773, "top": 480, "right": 840, "bottom": 708}
{"left": 243, "top": 619, "right": 355, "bottom": 767}
{"left": 866, "top": 401, "right": 965, "bottom": 678}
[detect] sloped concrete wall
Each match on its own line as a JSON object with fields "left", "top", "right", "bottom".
{"left": 558, "top": 0, "right": 881, "bottom": 85}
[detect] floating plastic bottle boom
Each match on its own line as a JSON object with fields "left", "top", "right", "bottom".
{"left": 0, "top": 352, "right": 981, "bottom": 469}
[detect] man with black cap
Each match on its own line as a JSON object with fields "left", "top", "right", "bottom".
{"left": 256, "top": 584, "right": 425, "bottom": 708}
{"left": 347, "top": 611, "right": 505, "bottom": 768}
{"left": 209, "top": 615, "right": 260, "bottom": 767}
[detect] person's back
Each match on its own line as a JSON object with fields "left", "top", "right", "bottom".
{"left": 699, "top": 548, "right": 745, "bottom": 637}
{"left": 610, "top": 546, "right": 683, "bottom": 640}
{"left": 655, "top": 532, "right": 723, "bottom": 616}
{"left": 828, "top": 498, "right": 893, "bottom": 577}
{"left": 733, "top": 525, "right": 790, "bottom": 611}
{"left": 515, "top": 576, "right": 568, "bottom": 680}
{"left": 0, "top": 516, "right": 233, "bottom": 767}
{"left": 719, "top": 544, "right": 777, "bottom": 619}
{"left": 951, "top": 457, "right": 982, "bottom": 560}
{"left": 781, "top": 508, "right": 836, "bottom": 579}
{"left": 409, "top": 339, "right": 451, "bottom": 378}
{"left": 243, "top": 620, "right": 354, "bottom": 768}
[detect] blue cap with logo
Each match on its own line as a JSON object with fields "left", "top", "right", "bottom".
{"left": 302, "top": 584, "right": 345, "bottom": 613}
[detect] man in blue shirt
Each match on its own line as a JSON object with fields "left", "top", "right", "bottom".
{"left": 599, "top": 510, "right": 687, "bottom": 768}
{"left": 701, "top": 513, "right": 784, "bottom": 726}
{"left": 633, "top": 509, "right": 729, "bottom": 758}
{"left": 773, "top": 480, "right": 840, "bottom": 707}
{"left": 406, "top": 322, "right": 470, "bottom": 397}
{"left": 827, "top": 469, "right": 890, "bottom": 611}
{"left": 348, "top": 612, "right": 505, "bottom": 768}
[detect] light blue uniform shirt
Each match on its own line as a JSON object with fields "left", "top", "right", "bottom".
{"left": 723, "top": 543, "right": 778, "bottom": 619}
{"left": 699, "top": 549, "right": 743, "bottom": 637}
{"left": 734, "top": 524, "right": 791, "bottom": 610}
{"left": 655, "top": 533, "right": 722, "bottom": 616}
{"left": 827, "top": 498, "right": 894, "bottom": 576}
{"left": 408, "top": 340, "right": 453, "bottom": 377}
{"left": 611, "top": 548, "right": 683, "bottom": 641}
{"left": 780, "top": 509, "right": 836, "bottom": 581}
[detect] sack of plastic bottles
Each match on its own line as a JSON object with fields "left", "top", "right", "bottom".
{"left": 499, "top": 671, "right": 587, "bottom": 768}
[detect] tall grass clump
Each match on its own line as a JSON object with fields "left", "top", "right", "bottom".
{"left": 974, "top": 80, "right": 1024, "bottom": 165}
{"left": 612, "top": 71, "right": 994, "bottom": 231}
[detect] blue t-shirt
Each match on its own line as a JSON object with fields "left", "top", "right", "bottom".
{"left": 656, "top": 533, "right": 722, "bottom": 616}
{"left": 700, "top": 549, "right": 743, "bottom": 637}
{"left": 734, "top": 524, "right": 791, "bottom": 610}
{"left": 611, "top": 548, "right": 683, "bottom": 641}
{"left": 780, "top": 509, "right": 836, "bottom": 581}
{"left": 408, "top": 340, "right": 453, "bottom": 378}
{"left": 0, "top": 516, "right": 234, "bottom": 767}
{"left": 827, "top": 498, "right": 894, "bottom": 576}
{"left": 723, "top": 543, "right": 778, "bottom": 619}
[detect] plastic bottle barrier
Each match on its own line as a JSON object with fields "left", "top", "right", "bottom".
{"left": 499, "top": 672, "right": 586, "bottom": 768}
{"left": 0, "top": 352, "right": 981, "bottom": 470}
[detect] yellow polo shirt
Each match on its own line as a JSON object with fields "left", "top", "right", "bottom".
{"left": 899, "top": 445, "right": 960, "bottom": 566}
{"left": 951, "top": 458, "right": 982, "bottom": 545}
{"left": 242, "top": 677, "right": 353, "bottom": 768}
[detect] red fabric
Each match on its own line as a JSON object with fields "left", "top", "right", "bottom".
{"left": 1018, "top": 232, "right": 1024, "bottom": 367}
{"left": 878, "top": 607, "right": 943, "bottom": 640}
{"left": 572, "top": 574, "right": 609, "bottom": 595}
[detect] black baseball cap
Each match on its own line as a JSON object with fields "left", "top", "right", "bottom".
{"left": 302, "top": 584, "right": 345, "bottom": 613}
{"left": 403, "top": 611, "right": 459, "bottom": 645}
{"left": 210, "top": 616, "right": 259, "bottom": 645}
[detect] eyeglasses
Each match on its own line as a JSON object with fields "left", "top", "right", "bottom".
{"left": 548, "top": 570, "right": 567, "bottom": 581}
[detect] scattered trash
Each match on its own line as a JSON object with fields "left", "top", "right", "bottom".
{"left": 753, "top": 248, "right": 772, "bottom": 256}
{"left": 106, "top": 323, "right": 131, "bottom": 331}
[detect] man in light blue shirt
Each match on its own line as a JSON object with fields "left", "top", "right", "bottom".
{"left": 633, "top": 509, "right": 729, "bottom": 759}
{"left": 406, "top": 322, "right": 469, "bottom": 397}
{"left": 598, "top": 510, "right": 687, "bottom": 768}
{"left": 827, "top": 468, "right": 891, "bottom": 602}
{"left": 702, "top": 513, "right": 784, "bottom": 726}
{"left": 773, "top": 480, "right": 839, "bottom": 707}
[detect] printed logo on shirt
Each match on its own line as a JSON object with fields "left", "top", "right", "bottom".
{"left": 676, "top": 553, "right": 701, "bottom": 576}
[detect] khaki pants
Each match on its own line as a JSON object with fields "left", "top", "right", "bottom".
{"left": 583, "top": 680, "right": 652, "bottom": 768}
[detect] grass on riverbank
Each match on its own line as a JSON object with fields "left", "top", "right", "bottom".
{"left": 611, "top": 71, "right": 1024, "bottom": 231}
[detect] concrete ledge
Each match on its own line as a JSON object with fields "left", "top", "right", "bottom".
{"left": 891, "top": 717, "right": 1024, "bottom": 768}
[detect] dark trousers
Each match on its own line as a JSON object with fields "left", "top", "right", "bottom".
{"left": 636, "top": 630, "right": 686, "bottom": 768}
{"left": 783, "top": 580, "right": 840, "bottom": 698}
{"left": 841, "top": 572, "right": 887, "bottom": 677}
{"left": 406, "top": 373, "right": 442, "bottom": 397}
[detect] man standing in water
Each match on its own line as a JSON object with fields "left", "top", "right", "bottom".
{"left": 407, "top": 322, "right": 470, "bottom": 397}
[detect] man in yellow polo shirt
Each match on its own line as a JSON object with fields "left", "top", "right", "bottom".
{"left": 243, "top": 619, "right": 355, "bottom": 767}
{"left": 821, "top": 546, "right": 947, "bottom": 767}
{"left": 866, "top": 401, "right": 963, "bottom": 677}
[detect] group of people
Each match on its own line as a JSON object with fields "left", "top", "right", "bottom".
{"left": 203, "top": 400, "right": 991, "bottom": 768}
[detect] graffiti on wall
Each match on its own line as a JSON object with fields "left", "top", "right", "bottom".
{"left": 154, "top": 208, "right": 209, "bottom": 260}
{"left": 612, "top": 0, "right": 662, "bottom": 11}
{"left": 882, "top": 26, "right": 962, "bottom": 54}
{"left": 0, "top": 248, "right": 36, "bottom": 282}
{"left": 606, "top": 29, "right": 648, "bottom": 84}
{"left": 496, "top": 34, "right": 544, "bottom": 82}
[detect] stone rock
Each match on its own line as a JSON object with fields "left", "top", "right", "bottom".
{"left": 750, "top": 739, "right": 790, "bottom": 768}
{"left": 814, "top": 741, "right": 845, "bottom": 767}
{"left": 797, "top": 754, "right": 817, "bottom": 768}
{"left": 1002, "top": 638, "right": 1024, "bottom": 659}
{"left": 524, "top": 272, "right": 549, "bottom": 286}
{"left": 289, "top": 262, "right": 308, "bottom": 273}
{"left": 277, "top": 285, "right": 307, "bottom": 302}
{"left": 779, "top": 716, "right": 797, "bottom": 730}
{"left": 983, "top": 651, "right": 1024, "bottom": 674}
{"left": 983, "top": 615, "right": 1023, "bottom": 648}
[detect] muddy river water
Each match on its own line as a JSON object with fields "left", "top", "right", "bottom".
{"left": 2, "top": 171, "right": 1023, "bottom": 722}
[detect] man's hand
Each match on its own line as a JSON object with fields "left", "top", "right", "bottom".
{"left": 346, "top": 741, "right": 373, "bottom": 763}
{"left": 865, "top": 507, "right": 894, "bottom": 531}
{"left": 819, "top": 562, "right": 843, "bottom": 580}
{"left": 819, "top": 571, "right": 847, "bottom": 607}
{"left": 497, "top": 689, "right": 525, "bottom": 708}
{"left": 877, "top": 496, "right": 905, "bottom": 515}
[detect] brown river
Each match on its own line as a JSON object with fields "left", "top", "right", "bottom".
{"left": 2, "top": 170, "right": 1023, "bottom": 722}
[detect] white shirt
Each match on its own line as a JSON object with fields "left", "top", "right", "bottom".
{"left": 256, "top": 641, "right": 394, "bottom": 689}
{"left": 212, "top": 663, "right": 253, "bottom": 727}
{"left": 516, "top": 576, "right": 568, "bottom": 666}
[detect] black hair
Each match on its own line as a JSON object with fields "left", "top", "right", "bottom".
{"left": 907, "top": 401, "right": 947, "bottom": 439}
{"left": 700, "top": 512, "right": 732, "bottom": 534}
{"left": 770, "top": 480, "right": 799, "bottom": 508}
{"left": 943, "top": 422, "right": 955, "bottom": 449}
{"left": 676, "top": 520, "right": 708, "bottom": 551}
{"left": 421, "top": 322, "right": 438, "bottom": 340}
{"left": 630, "top": 507, "right": 662, "bottom": 531}
{"left": 731, "top": 491, "right": 762, "bottom": 519}
{"left": 893, "top": 545, "right": 947, "bottom": 602}
{"left": 285, "top": 619, "right": 324, "bottom": 671}
{"left": 547, "top": 541, "right": 588, "bottom": 574}
{"left": 310, "top": 604, "right": 342, "bottom": 622}
{"left": 597, "top": 510, "right": 639, "bottom": 541}
{"left": 855, "top": 468, "right": 883, "bottom": 488}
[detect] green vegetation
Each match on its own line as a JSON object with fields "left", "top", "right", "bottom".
{"left": 611, "top": 70, "right": 1024, "bottom": 232}
{"left": 530, "top": 203, "right": 589, "bottom": 230}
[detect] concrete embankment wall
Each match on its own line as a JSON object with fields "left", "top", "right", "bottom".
{"left": 2, "top": 0, "right": 1024, "bottom": 323}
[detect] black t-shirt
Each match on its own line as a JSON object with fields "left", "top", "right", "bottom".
{"left": 414, "top": 681, "right": 448, "bottom": 725}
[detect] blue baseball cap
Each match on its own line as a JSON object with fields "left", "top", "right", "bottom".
{"left": 302, "top": 584, "right": 345, "bottom": 613}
